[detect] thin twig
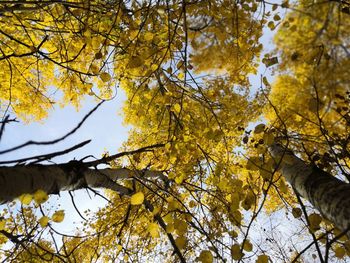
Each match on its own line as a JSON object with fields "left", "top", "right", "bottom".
{"left": 0, "top": 101, "right": 104, "bottom": 155}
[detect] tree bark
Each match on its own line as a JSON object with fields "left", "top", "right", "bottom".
{"left": 0, "top": 162, "right": 164, "bottom": 203}
{"left": 269, "top": 144, "right": 350, "bottom": 233}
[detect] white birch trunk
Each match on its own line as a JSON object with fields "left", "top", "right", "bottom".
{"left": 269, "top": 144, "right": 350, "bottom": 233}
{"left": 0, "top": 163, "right": 164, "bottom": 203}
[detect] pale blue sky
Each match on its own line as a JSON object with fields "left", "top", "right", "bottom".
{"left": 0, "top": 91, "right": 130, "bottom": 233}
{"left": 1, "top": 93, "right": 130, "bottom": 164}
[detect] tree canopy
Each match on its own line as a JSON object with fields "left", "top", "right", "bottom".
{"left": 0, "top": 0, "right": 349, "bottom": 262}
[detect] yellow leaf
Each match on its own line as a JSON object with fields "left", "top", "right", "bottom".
{"left": 334, "top": 246, "right": 346, "bottom": 259}
{"left": 231, "top": 244, "right": 244, "bottom": 260}
{"left": 152, "top": 207, "right": 161, "bottom": 216}
{"left": 130, "top": 192, "right": 144, "bottom": 205}
{"left": 100, "top": 72, "right": 111, "bottom": 82}
{"left": 231, "top": 210, "right": 242, "bottom": 226}
{"left": 254, "top": 124, "right": 266, "bottom": 134}
{"left": 273, "top": 14, "right": 281, "bottom": 21}
{"left": 308, "top": 213, "right": 322, "bottom": 231}
{"left": 262, "top": 57, "right": 278, "bottom": 67}
{"left": 144, "top": 32, "right": 154, "bottom": 41}
{"left": 166, "top": 223, "right": 174, "bottom": 233}
{"left": 176, "top": 61, "right": 183, "bottom": 69}
{"left": 198, "top": 250, "right": 213, "bottom": 263}
{"left": 230, "top": 230, "right": 238, "bottom": 238}
{"left": 33, "top": 190, "right": 48, "bottom": 204}
{"left": 18, "top": 193, "right": 33, "bottom": 205}
{"left": 39, "top": 216, "right": 50, "bottom": 227}
{"left": 148, "top": 222, "right": 159, "bottom": 238}
{"left": 129, "top": 30, "right": 139, "bottom": 39}
{"left": 163, "top": 213, "right": 173, "bottom": 224}
{"left": 256, "top": 254, "right": 269, "bottom": 263}
{"left": 243, "top": 240, "right": 253, "bottom": 252}
{"left": 52, "top": 210, "right": 65, "bottom": 223}
{"left": 189, "top": 200, "right": 196, "bottom": 208}
{"left": 262, "top": 76, "right": 270, "bottom": 87}
{"left": 175, "top": 236, "right": 186, "bottom": 249}
{"left": 292, "top": 208, "right": 302, "bottom": 218}
{"left": 90, "top": 64, "right": 99, "bottom": 74}
{"left": 246, "top": 157, "right": 262, "bottom": 171}
{"left": 116, "top": 244, "right": 123, "bottom": 252}
{"left": 128, "top": 56, "right": 144, "bottom": 68}
{"left": 151, "top": 64, "right": 158, "bottom": 71}
{"left": 178, "top": 72, "right": 184, "bottom": 79}
{"left": 0, "top": 219, "right": 6, "bottom": 230}
{"left": 175, "top": 175, "right": 184, "bottom": 184}
{"left": 263, "top": 132, "right": 274, "bottom": 145}
{"left": 174, "top": 219, "right": 187, "bottom": 235}
{"left": 267, "top": 21, "right": 275, "bottom": 30}
{"left": 173, "top": 103, "right": 181, "bottom": 113}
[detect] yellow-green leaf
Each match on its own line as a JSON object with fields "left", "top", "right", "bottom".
{"left": 100, "top": 72, "right": 111, "bottom": 82}
{"left": 243, "top": 240, "right": 253, "bottom": 252}
{"left": 18, "top": 193, "right": 33, "bottom": 205}
{"left": 175, "top": 236, "right": 186, "bottom": 249}
{"left": 231, "top": 244, "right": 244, "bottom": 260}
{"left": 254, "top": 124, "right": 266, "bottom": 134}
{"left": 308, "top": 213, "right": 322, "bottom": 231}
{"left": 52, "top": 210, "right": 65, "bottom": 223}
{"left": 292, "top": 208, "right": 302, "bottom": 218}
{"left": 174, "top": 219, "right": 187, "bottom": 235}
{"left": 0, "top": 219, "right": 6, "bottom": 230}
{"left": 33, "top": 190, "right": 48, "bottom": 204}
{"left": 173, "top": 103, "right": 181, "bottom": 113}
{"left": 198, "top": 250, "right": 213, "bottom": 263}
{"left": 130, "top": 192, "right": 144, "bottom": 205}
{"left": 39, "top": 216, "right": 50, "bottom": 227}
{"left": 256, "top": 254, "right": 269, "bottom": 263}
{"left": 334, "top": 246, "right": 346, "bottom": 259}
{"left": 128, "top": 56, "right": 144, "bottom": 68}
{"left": 148, "top": 222, "right": 159, "bottom": 238}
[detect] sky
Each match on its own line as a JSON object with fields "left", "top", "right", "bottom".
{"left": 0, "top": 91, "right": 130, "bottom": 233}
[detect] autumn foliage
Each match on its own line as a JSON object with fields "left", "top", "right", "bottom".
{"left": 0, "top": 0, "right": 349, "bottom": 262}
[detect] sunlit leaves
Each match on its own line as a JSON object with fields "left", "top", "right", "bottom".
{"left": 130, "top": 192, "right": 144, "bottom": 205}
{"left": 2, "top": 0, "right": 348, "bottom": 262}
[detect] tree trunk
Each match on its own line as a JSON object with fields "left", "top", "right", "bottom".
{"left": 269, "top": 144, "right": 350, "bottom": 233}
{"left": 0, "top": 162, "right": 163, "bottom": 203}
